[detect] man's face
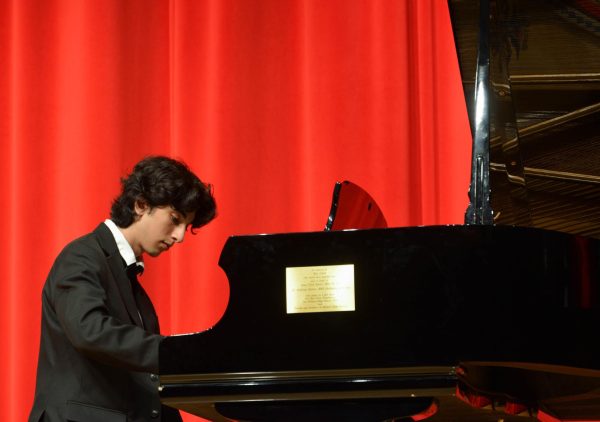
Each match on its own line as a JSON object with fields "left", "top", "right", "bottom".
{"left": 128, "top": 204, "right": 196, "bottom": 257}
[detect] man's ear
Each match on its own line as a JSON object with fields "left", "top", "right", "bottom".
{"left": 134, "top": 199, "right": 149, "bottom": 216}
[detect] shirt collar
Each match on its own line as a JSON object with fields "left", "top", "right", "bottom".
{"left": 104, "top": 219, "right": 145, "bottom": 270}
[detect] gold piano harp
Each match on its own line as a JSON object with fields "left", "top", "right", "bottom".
{"left": 285, "top": 264, "right": 355, "bottom": 314}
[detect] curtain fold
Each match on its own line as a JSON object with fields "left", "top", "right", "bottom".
{"left": 0, "top": 1, "right": 471, "bottom": 420}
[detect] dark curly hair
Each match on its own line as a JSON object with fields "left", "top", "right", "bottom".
{"left": 110, "top": 156, "right": 216, "bottom": 230}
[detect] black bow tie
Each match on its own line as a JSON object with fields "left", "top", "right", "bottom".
{"left": 126, "top": 263, "right": 144, "bottom": 279}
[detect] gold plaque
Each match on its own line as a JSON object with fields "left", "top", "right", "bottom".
{"left": 286, "top": 264, "right": 355, "bottom": 314}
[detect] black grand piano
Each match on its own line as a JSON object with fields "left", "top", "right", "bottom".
{"left": 159, "top": 1, "right": 600, "bottom": 420}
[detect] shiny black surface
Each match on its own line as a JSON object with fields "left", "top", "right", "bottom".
{"left": 160, "top": 225, "right": 600, "bottom": 419}
{"left": 161, "top": 371, "right": 456, "bottom": 400}
{"left": 463, "top": 0, "right": 493, "bottom": 225}
{"left": 325, "top": 181, "right": 387, "bottom": 231}
{"left": 161, "top": 225, "right": 600, "bottom": 374}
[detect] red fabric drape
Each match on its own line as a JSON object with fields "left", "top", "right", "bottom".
{"left": 0, "top": 1, "right": 471, "bottom": 420}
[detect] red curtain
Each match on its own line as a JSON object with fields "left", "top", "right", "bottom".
{"left": 0, "top": 1, "right": 471, "bottom": 420}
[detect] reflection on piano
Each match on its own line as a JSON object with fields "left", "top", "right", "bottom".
{"left": 159, "top": 1, "right": 600, "bottom": 420}
{"left": 325, "top": 181, "right": 388, "bottom": 231}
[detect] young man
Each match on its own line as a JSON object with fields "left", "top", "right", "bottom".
{"left": 29, "top": 156, "right": 217, "bottom": 422}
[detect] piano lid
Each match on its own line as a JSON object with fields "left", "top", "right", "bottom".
{"left": 448, "top": 0, "right": 600, "bottom": 237}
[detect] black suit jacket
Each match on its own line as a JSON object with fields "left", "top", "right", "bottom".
{"left": 29, "top": 224, "right": 182, "bottom": 422}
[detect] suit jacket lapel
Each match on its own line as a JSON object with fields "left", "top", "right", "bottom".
{"left": 135, "top": 283, "right": 160, "bottom": 334}
{"left": 93, "top": 224, "right": 145, "bottom": 329}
